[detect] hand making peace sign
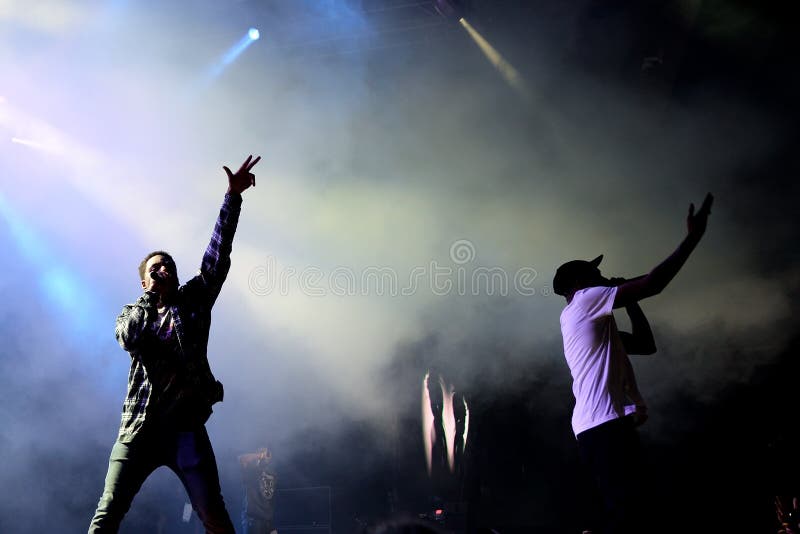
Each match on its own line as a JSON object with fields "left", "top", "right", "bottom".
{"left": 225, "top": 154, "right": 261, "bottom": 195}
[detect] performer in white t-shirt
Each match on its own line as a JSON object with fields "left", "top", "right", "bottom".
{"left": 553, "top": 193, "right": 713, "bottom": 534}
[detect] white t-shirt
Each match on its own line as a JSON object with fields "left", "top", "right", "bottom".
{"left": 560, "top": 286, "right": 645, "bottom": 437}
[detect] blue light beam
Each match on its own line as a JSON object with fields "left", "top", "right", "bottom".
{"left": 0, "top": 192, "right": 99, "bottom": 334}
{"left": 0, "top": 192, "right": 126, "bottom": 390}
{"left": 207, "top": 28, "right": 261, "bottom": 80}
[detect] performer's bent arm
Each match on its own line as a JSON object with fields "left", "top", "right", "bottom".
{"left": 618, "top": 302, "right": 656, "bottom": 355}
{"left": 624, "top": 351, "right": 649, "bottom": 426}
{"left": 115, "top": 291, "right": 159, "bottom": 351}
{"left": 614, "top": 193, "right": 713, "bottom": 309}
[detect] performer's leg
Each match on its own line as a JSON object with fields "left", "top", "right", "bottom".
{"left": 88, "top": 440, "right": 158, "bottom": 533}
{"left": 577, "top": 417, "right": 644, "bottom": 534}
{"left": 171, "top": 428, "right": 235, "bottom": 534}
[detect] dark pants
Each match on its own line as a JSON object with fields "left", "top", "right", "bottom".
{"left": 89, "top": 427, "right": 235, "bottom": 534}
{"left": 242, "top": 517, "right": 275, "bottom": 534}
{"left": 577, "top": 416, "right": 645, "bottom": 534}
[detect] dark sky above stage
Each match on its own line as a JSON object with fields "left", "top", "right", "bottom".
{"left": 0, "top": 1, "right": 797, "bottom": 532}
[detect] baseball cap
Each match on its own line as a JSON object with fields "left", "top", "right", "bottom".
{"left": 552, "top": 254, "right": 603, "bottom": 296}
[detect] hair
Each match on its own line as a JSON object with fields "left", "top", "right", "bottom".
{"left": 138, "top": 250, "right": 175, "bottom": 281}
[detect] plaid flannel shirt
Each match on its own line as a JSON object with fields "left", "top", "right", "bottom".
{"left": 114, "top": 192, "right": 243, "bottom": 442}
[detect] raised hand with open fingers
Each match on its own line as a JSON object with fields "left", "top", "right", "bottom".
{"left": 224, "top": 154, "right": 261, "bottom": 195}
{"left": 687, "top": 192, "right": 714, "bottom": 240}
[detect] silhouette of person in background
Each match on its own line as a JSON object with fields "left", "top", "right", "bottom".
{"left": 239, "top": 447, "right": 278, "bottom": 534}
{"left": 553, "top": 193, "right": 713, "bottom": 534}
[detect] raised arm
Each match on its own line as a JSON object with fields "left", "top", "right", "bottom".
{"left": 239, "top": 448, "right": 270, "bottom": 469}
{"left": 238, "top": 452, "right": 262, "bottom": 469}
{"left": 614, "top": 193, "right": 713, "bottom": 309}
{"left": 618, "top": 302, "right": 656, "bottom": 355}
{"left": 192, "top": 155, "right": 261, "bottom": 304}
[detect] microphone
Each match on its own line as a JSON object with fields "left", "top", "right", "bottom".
{"left": 150, "top": 271, "right": 162, "bottom": 281}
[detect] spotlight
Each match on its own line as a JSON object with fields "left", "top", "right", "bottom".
{"left": 459, "top": 18, "right": 528, "bottom": 98}
{"left": 215, "top": 28, "right": 261, "bottom": 72}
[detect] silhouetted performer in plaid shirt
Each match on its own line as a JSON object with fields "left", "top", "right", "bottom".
{"left": 89, "top": 155, "right": 261, "bottom": 534}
